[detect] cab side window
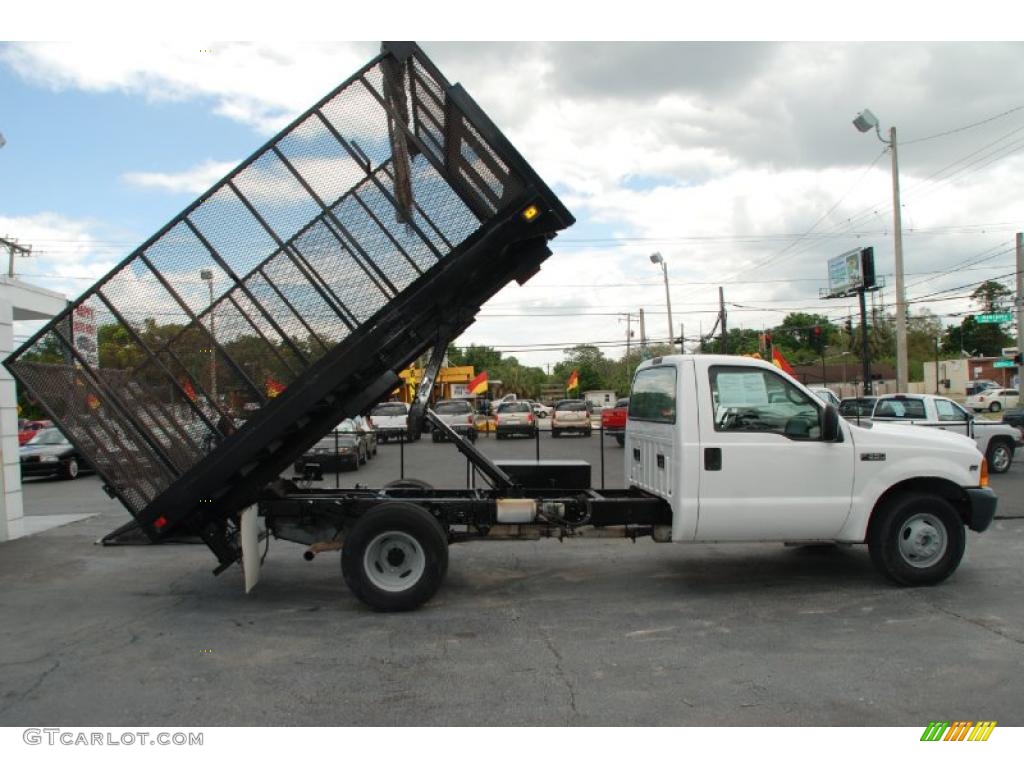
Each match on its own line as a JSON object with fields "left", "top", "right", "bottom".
{"left": 709, "top": 366, "right": 821, "bottom": 439}
{"left": 935, "top": 399, "right": 967, "bottom": 422}
{"left": 629, "top": 366, "right": 677, "bottom": 424}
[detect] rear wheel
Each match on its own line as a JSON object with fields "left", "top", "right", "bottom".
{"left": 868, "top": 493, "right": 965, "bottom": 586}
{"left": 986, "top": 439, "right": 1013, "bottom": 474}
{"left": 552, "top": 429, "right": 560, "bottom": 438}
{"left": 989, "top": 401, "right": 1002, "bottom": 413}
{"left": 60, "top": 457, "right": 80, "bottom": 480}
{"left": 341, "top": 502, "right": 448, "bottom": 612}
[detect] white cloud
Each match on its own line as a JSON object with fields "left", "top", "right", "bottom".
{"left": 122, "top": 159, "right": 240, "bottom": 194}
{"left": 0, "top": 42, "right": 376, "bottom": 134}
{"left": 6, "top": 41, "right": 1024, "bottom": 370}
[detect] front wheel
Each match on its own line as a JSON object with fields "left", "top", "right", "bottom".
{"left": 60, "top": 457, "right": 80, "bottom": 480}
{"left": 986, "top": 439, "right": 1013, "bottom": 474}
{"left": 868, "top": 493, "right": 965, "bottom": 586}
{"left": 615, "top": 434, "right": 625, "bottom": 447}
{"left": 341, "top": 502, "right": 448, "bottom": 611}
{"left": 989, "top": 401, "right": 1002, "bottom": 413}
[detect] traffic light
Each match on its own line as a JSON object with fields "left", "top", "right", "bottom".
{"left": 811, "top": 325, "right": 824, "bottom": 354}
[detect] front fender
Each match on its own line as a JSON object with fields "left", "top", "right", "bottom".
{"left": 836, "top": 452, "right": 980, "bottom": 542}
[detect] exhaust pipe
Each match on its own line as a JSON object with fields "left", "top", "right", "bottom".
{"left": 303, "top": 538, "right": 344, "bottom": 561}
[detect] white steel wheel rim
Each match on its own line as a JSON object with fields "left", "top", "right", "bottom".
{"left": 991, "top": 445, "right": 1011, "bottom": 472}
{"left": 363, "top": 531, "right": 426, "bottom": 592}
{"left": 897, "top": 513, "right": 948, "bottom": 569}
{"left": 67, "top": 459, "right": 79, "bottom": 477}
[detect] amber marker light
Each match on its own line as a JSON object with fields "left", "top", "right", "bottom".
{"left": 521, "top": 204, "right": 540, "bottom": 222}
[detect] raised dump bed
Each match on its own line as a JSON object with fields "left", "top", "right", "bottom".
{"left": 5, "top": 42, "right": 573, "bottom": 566}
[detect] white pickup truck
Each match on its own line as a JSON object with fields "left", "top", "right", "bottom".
{"left": 258, "top": 354, "right": 998, "bottom": 610}
{"left": 856, "top": 393, "right": 1019, "bottom": 474}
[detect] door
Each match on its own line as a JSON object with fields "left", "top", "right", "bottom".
{"left": 933, "top": 398, "right": 971, "bottom": 437}
{"left": 695, "top": 365, "right": 855, "bottom": 541}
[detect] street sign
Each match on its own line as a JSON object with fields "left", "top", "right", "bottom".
{"left": 975, "top": 313, "right": 1013, "bottom": 324}
{"left": 993, "top": 360, "right": 1016, "bottom": 369}
{"left": 1002, "top": 347, "right": 1019, "bottom": 358}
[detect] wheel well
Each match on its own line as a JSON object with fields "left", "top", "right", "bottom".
{"left": 987, "top": 435, "right": 1014, "bottom": 453}
{"left": 868, "top": 477, "right": 971, "bottom": 538}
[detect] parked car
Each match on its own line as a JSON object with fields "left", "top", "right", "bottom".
{"left": 965, "top": 387, "right": 1019, "bottom": 413}
{"left": 809, "top": 388, "right": 841, "bottom": 408}
{"left": 966, "top": 379, "right": 1000, "bottom": 396}
{"left": 865, "top": 394, "right": 1019, "bottom": 474}
{"left": 490, "top": 393, "right": 519, "bottom": 415}
{"left": 838, "top": 397, "right": 877, "bottom": 419}
{"left": 293, "top": 422, "right": 365, "bottom": 475}
{"left": 369, "top": 401, "right": 410, "bottom": 442}
{"left": 551, "top": 399, "right": 592, "bottom": 437}
{"left": 528, "top": 401, "right": 550, "bottom": 419}
{"left": 495, "top": 400, "right": 536, "bottom": 439}
{"left": 431, "top": 399, "right": 477, "bottom": 442}
{"left": 601, "top": 397, "right": 629, "bottom": 446}
{"left": 17, "top": 419, "right": 53, "bottom": 446}
{"left": 20, "top": 427, "right": 89, "bottom": 480}
{"left": 352, "top": 416, "right": 378, "bottom": 457}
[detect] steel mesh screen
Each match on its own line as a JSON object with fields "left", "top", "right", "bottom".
{"left": 6, "top": 47, "right": 527, "bottom": 515}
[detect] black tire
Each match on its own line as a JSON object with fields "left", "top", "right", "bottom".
{"left": 60, "top": 457, "right": 80, "bottom": 480}
{"left": 431, "top": 432, "right": 440, "bottom": 443}
{"left": 360, "top": 447, "right": 368, "bottom": 465}
{"left": 585, "top": 427, "right": 593, "bottom": 437}
{"left": 341, "top": 502, "right": 448, "bottom": 612}
{"left": 989, "top": 401, "right": 1002, "bottom": 413}
{"left": 552, "top": 429, "right": 560, "bottom": 438}
{"left": 986, "top": 439, "right": 1013, "bottom": 474}
{"left": 615, "top": 434, "right": 625, "bottom": 447}
{"left": 468, "top": 431, "right": 477, "bottom": 443}
{"left": 868, "top": 493, "right": 965, "bottom": 586}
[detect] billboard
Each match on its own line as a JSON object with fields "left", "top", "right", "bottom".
{"left": 828, "top": 248, "right": 863, "bottom": 296}
{"left": 827, "top": 247, "right": 875, "bottom": 297}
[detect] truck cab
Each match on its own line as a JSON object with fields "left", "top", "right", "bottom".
{"left": 625, "top": 355, "right": 996, "bottom": 585}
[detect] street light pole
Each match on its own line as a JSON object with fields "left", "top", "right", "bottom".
{"left": 200, "top": 269, "right": 217, "bottom": 404}
{"left": 853, "top": 109, "right": 908, "bottom": 392}
{"left": 650, "top": 252, "right": 673, "bottom": 347}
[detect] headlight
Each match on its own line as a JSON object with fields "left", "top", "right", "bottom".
{"left": 41, "top": 456, "right": 59, "bottom": 463}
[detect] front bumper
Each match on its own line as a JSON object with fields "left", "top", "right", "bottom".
{"left": 964, "top": 487, "right": 998, "bottom": 532}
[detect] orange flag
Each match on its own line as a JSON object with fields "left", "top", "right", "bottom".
{"left": 771, "top": 347, "right": 796, "bottom": 376}
{"left": 266, "top": 378, "right": 286, "bottom": 398}
{"left": 468, "top": 370, "right": 488, "bottom": 395}
{"left": 567, "top": 369, "right": 579, "bottom": 391}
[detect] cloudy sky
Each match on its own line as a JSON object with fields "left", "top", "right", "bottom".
{"left": 2, "top": 28, "right": 1023, "bottom": 368}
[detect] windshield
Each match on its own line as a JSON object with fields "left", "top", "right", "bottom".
{"left": 435, "top": 401, "right": 472, "bottom": 414}
{"left": 556, "top": 401, "right": 587, "bottom": 412}
{"left": 498, "top": 402, "right": 530, "bottom": 413}
{"left": 371, "top": 403, "right": 407, "bottom": 416}
{"left": 27, "top": 428, "right": 68, "bottom": 446}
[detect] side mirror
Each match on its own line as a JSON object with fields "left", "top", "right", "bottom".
{"left": 821, "top": 404, "right": 841, "bottom": 442}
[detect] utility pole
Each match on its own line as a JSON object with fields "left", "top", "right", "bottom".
{"left": 679, "top": 322, "right": 685, "bottom": 354}
{"left": 1016, "top": 232, "right": 1022, "bottom": 372}
{"left": 0, "top": 235, "right": 32, "bottom": 277}
{"left": 639, "top": 308, "right": 647, "bottom": 357}
{"left": 719, "top": 286, "right": 728, "bottom": 354}
{"left": 618, "top": 312, "right": 634, "bottom": 360}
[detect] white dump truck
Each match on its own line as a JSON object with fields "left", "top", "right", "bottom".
{"left": 6, "top": 43, "right": 996, "bottom": 613}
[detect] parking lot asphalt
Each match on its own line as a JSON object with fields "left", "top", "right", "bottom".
{"left": 2, "top": 428, "right": 1022, "bottom": 726}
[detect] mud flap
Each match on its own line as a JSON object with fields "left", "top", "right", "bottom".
{"left": 240, "top": 506, "right": 261, "bottom": 594}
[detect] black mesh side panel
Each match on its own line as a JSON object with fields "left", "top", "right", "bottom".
{"left": 4, "top": 44, "right": 568, "bottom": 530}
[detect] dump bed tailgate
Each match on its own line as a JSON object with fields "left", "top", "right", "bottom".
{"left": 5, "top": 42, "right": 573, "bottom": 564}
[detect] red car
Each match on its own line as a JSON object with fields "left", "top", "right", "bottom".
{"left": 18, "top": 419, "right": 53, "bottom": 446}
{"left": 601, "top": 397, "right": 629, "bottom": 446}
